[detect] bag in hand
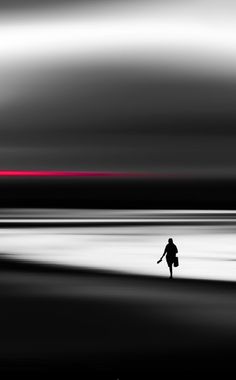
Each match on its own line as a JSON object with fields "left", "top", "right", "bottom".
{"left": 174, "top": 257, "right": 179, "bottom": 267}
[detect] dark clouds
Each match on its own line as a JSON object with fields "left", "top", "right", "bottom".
{"left": 0, "top": 65, "right": 236, "bottom": 175}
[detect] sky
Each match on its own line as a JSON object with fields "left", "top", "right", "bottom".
{"left": 0, "top": 0, "right": 236, "bottom": 178}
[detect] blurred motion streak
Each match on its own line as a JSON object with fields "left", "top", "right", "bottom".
{"left": 0, "top": 1, "right": 236, "bottom": 377}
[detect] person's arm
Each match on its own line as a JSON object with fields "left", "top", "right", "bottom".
{"left": 157, "top": 246, "right": 167, "bottom": 263}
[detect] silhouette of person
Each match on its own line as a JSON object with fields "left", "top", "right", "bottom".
{"left": 157, "top": 238, "right": 178, "bottom": 279}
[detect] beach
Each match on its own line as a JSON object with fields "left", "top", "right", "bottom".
{"left": 0, "top": 257, "right": 236, "bottom": 377}
{"left": 0, "top": 211, "right": 235, "bottom": 377}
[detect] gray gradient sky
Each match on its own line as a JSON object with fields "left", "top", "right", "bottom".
{"left": 0, "top": 0, "right": 236, "bottom": 177}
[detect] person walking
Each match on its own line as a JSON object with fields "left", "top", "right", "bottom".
{"left": 157, "top": 238, "right": 178, "bottom": 279}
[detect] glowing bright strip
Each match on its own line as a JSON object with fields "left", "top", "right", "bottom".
{"left": 0, "top": 7, "right": 236, "bottom": 74}
{"left": 0, "top": 219, "right": 236, "bottom": 223}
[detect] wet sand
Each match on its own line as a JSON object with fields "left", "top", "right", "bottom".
{"left": 0, "top": 258, "right": 235, "bottom": 378}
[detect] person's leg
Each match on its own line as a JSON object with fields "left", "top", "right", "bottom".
{"left": 169, "top": 264, "right": 173, "bottom": 279}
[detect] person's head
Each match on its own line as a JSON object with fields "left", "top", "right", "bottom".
{"left": 168, "top": 238, "right": 173, "bottom": 244}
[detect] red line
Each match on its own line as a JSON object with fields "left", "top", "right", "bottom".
{"left": 0, "top": 170, "right": 181, "bottom": 179}
{"left": 0, "top": 170, "right": 158, "bottom": 178}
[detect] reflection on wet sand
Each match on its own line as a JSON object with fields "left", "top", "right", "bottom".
{"left": 0, "top": 210, "right": 236, "bottom": 281}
